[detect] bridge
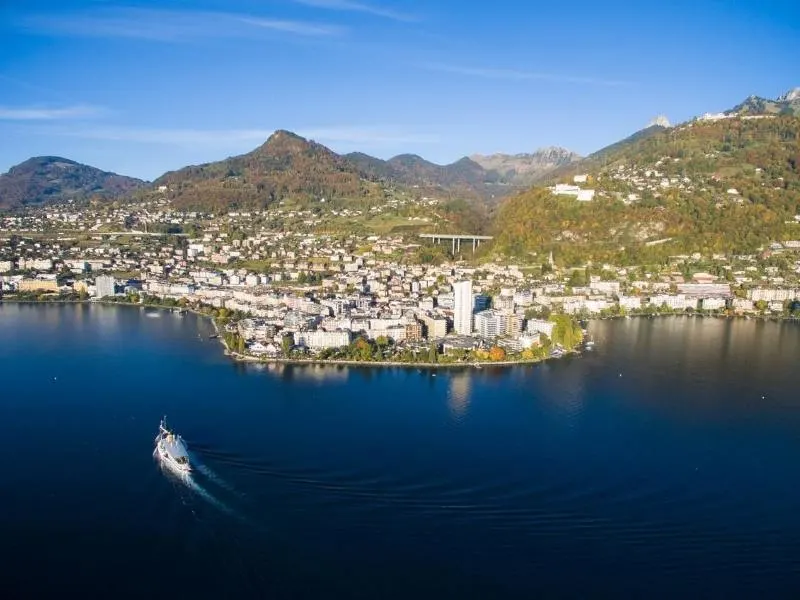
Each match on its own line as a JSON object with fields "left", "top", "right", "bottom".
{"left": 419, "top": 233, "right": 493, "bottom": 254}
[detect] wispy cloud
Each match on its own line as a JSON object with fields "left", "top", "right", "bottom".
{"left": 422, "top": 63, "right": 633, "bottom": 86}
{"left": 19, "top": 8, "right": 345, "bottom": 41}
{"left": 291, "top": 0, "right": 417, "bottom": 22}
{"left": 35, "top": 125, "right": 438, "bottom": 148}
{"left": 0, "top": 105, "right": 107, "bottom": 120}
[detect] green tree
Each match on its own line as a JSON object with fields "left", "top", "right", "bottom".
{"left": 281, "top": 334, "right": 293, "bottom": 356}
{"left": 428, "top": 343, "right": 438, "bottom": 363}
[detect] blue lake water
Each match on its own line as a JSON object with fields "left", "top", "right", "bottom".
{"left": 2, "top": 303, "right": 800, "bottom": 598}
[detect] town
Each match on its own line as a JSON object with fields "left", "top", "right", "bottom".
{"left": 2, "top": 196, "right": 800, "bottom": 365}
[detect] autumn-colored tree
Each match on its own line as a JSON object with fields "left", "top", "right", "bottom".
{"left": 488, "top": 346, "right": 506, "bottom": 361}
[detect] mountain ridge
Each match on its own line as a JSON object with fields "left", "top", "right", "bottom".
{"left": 0, "top": 156, "right": 145, "bottom": 210}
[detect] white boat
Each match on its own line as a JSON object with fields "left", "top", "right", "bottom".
{"left": 154, "top": 417, "right": 191, "bottom": 474}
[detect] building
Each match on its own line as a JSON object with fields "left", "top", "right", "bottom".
{"left": 17, "top": 279, "right": 58, "bottom": 293}
{"left": 0, "top": 260, "right": 15, "bottom": 273}
{"left": 747, "top": 288, "right": 799, "bottom": 302}
{"left": 293, "top": 330, "right": 350, "bottom": 350}
{"left": 474, "top": 309, "right": 507, "bottom": 339}
{"left": 453, "top": 280, "right": 473, "bottom": 335}
{"left": 94, "top": 275, "right": 116, "bottom": 299}
{"left": 618, "top": 295, "right": 642, "bottom": 310}
{"left": 700, "top": 297, "right": 726, "bottom": 311}
{"left": 526, "top": 318, "right": 555, "bottom": 338}
{"left": 677, "top": 283, "right": 731, "bottom": 299}
{"left": 419, "top": 313, "right": 447, "bottom": 339}
{"left": 404, "top": 322, "right": 423, "bottom": 342}
{"left": 493, "top": 294, "right": 514, "bottom": 313}
{"left": 473, "top": 294, "right": 491, "bottom": 312}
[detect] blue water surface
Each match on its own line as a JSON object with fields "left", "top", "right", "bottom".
{"left": 2, "top": 304, "right": 800, "bottom": 598}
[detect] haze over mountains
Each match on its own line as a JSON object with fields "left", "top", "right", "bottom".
{"left": 0, "top": 88, "right": 797, "bottom": 214}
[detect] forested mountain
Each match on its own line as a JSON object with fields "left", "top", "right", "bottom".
{"left": 0, "top": 156, "right": 145, "bottom": 209}
{"left": 154, "top": 130, "right": 383, "bottom": 211}
{"left": 492, "top": 114, "right": 800, "bottom": 266}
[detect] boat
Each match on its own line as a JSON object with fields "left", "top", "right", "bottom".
{"left": 154, "top": 417, "right": 191, "bottom": 474}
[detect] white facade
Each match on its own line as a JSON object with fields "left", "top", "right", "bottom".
{"left": 748, "top": 288, "right": 798, "bottom": 302}
{"left": 453, "top": 280, "right": 473, "bottom": 335}
{"left": 700, "top": 297, "right": 726, "bottom": 311}
{"left": 0, "top": 260, "right": 13, "bottom": 273}
{"left": 526, "top": 319, "right": 555, "bottom": 338}
{"left": 648, "top": 294, "right": 692, "bottom": 310}
{"left": 95, "top": 275, "right": 116, "bottom": 298}
{"left": 474, "top": 309, "right": 507, "bottom": 339}
{"left": 293, "top": 330, "right": 350, "bottom": 350}
{"left": 618, "top": 295, "right": 642, "bottom": 310}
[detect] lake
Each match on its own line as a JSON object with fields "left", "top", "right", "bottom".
{"left": 2, "top": 303, "right": 800, "bottom": 598}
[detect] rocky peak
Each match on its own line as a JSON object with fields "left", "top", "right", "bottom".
{"left": 647, "top": 115, "right": 671, "bottom": 128}
{"left": 258, "top": 130, "right": 311, "bottom": 156}
{"left": 778, "top": 87, "right": 800, "bottom": 103}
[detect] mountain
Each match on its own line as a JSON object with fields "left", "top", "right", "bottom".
{"left": 492, "top": 111, "right": 800, "bottom": 265}
{"left": 469, "top": 147, "right": 581, "bottom": 185}
{"left": 156, "top": 130, "right": 382, "bottom": 212}
{"left": 726, "top": 87, "right": 800, "bottom": 117}
{"left": 540, "top": 124, "right": 668, "bottom": 183}
{"left": 344, "top": 152, "right": 497, "bottom": 196}
{"left": 0, "top": 156, "right": 145, "bottom": 209}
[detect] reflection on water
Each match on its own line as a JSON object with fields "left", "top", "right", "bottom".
{"left": 447, "top": 371, "right": 472, "bottom": 421}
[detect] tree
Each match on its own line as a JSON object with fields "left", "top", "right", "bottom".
{"left": 568, "top": 269, "right": 587, "bottom": 287}
{"left": 428, "top": 343, "right": 438, "bottom": 363}
{"left": 488, "top": 346, "right": 507, "bottom": 361}
{"left": 281, "top": 334, "right": 293, "bottom": 357}
{"left": 755, "top": 300, "right": 768, "bottom": 313}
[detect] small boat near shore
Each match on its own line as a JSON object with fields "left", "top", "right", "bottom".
{"left": 154, "top": 417, "right": 191, "bottom": 474}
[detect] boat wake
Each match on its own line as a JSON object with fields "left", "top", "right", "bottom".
{"left": 191, "top": 455, "right": 243, "bottom": 497}
{"left": 155, "top": 453, "right": 245, "bottom": 523}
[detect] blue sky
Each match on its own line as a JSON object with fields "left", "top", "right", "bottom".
{"left": 1, "top": 0, "right": 798, "bottom": 180}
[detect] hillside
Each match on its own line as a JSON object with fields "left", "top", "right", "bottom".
{"left": 0, "top": 157, "right": 145, "bottom": 209}
{"left": 155, "top": 130, "right": 383, "bottom": 212}
{"left": 727, "top": 87, "right": 800, "bottom": 117}
{"left": 540, "top": 125, "right": 667, "bottom": 183}
{"left": 492, "top": 114, "right": 800, "bottom": 265}
{"left": 470, "top": 147, "right": 581, "bottom": 185}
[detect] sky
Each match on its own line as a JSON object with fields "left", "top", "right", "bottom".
{"left": 1, "top": 0, "right": 798, "bottom": 180}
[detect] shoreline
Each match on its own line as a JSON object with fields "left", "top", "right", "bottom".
{"left": 3, "top": 296, "right": 798, "bottom": 370}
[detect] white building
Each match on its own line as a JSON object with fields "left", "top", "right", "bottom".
{"left": 474, "top": 309, "right": 507, "bottom": 339}
{"left": 700, "top": 297, "right": 726, "bottom": 311}
{"left": 551, "top": 184, "right": 581, "bottom": 197}
{"left": 747, "top": 288, "right": 798, "bottom": 302}
{"left": 453, "top": 280, "right": 473, "bottom": 335}
{"left": 293, "top": 330, "right": 351, "bottom": 350}
{"left": 526, "top": 318, "right": 555, "bottom": 338}
{"left": 618, "top": 295, "right": 642, "bottom": 310}
{"left": 0, "top": 260, "right": 13, "bottom": 273}
{"left": 648, "top": 294, "right": 692, "bottom": 310}
{"left": 95, "top": 275, "right": 116, "bottom": 299}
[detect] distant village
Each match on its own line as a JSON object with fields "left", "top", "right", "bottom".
{"left": 2, "top": 196, "right": 800, "bottom": 361}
